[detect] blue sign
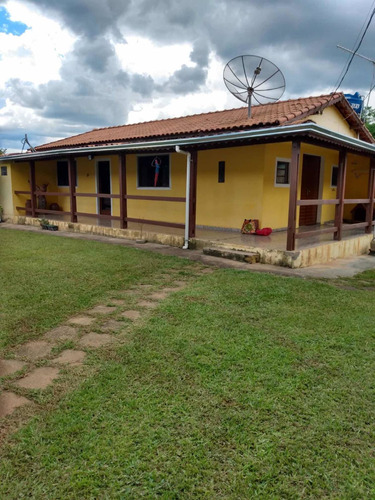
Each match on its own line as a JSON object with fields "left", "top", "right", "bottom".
{"left": 344, "top": 92, "right": 363, "bottom": 115}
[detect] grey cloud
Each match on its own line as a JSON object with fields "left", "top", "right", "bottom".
{"left": 161, "top": 65, "right": 207, "bottom": 94}
{"left": 24, "top": 0, "right": 126, "bottom": 40}
{"left": 190, "top": 40, "right": 210, "bottom": 68}
{"left": 5, "top": 79, "right": 44, "bottom": 109}
{"left": 4, "top": 0, "right": 375, "bottom": 150}
{"left": 73, "top": 37, "right": 116, "bottom": 73}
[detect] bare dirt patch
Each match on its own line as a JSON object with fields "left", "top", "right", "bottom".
{"left": 14, "top": 367, "right": 60, "bottom": 390}
{"left": 87, "top": 305, "right": 117, "bottom": 315}
{"left": 0, "top": 360, "right": 26, "bottom": 377}
{"left": 0, "top": 392, "right": 32, "bottom": 418}
{"left": 68, "top": 316, "right": 96, "bottom": 326}
{"left": 14, "top": 341, "right": 52, "bottom": 361}
{"left": 121, "top": 310, "right": 141, "bottom": 321}
{"left": 44, "top": 325, "right": 78, "bottom": 342}
{"left": 52, "top": 350, "right": 86, "bottom": 366}
{"left": 79, "top": 333, "right": 114, "bottom": 348}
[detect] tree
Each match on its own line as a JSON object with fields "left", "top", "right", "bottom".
{"left": 362, "top": 106, "right": 375, "bottom": 138}
{"left": 0, "top": 148, "right": 6, "bottom": 156}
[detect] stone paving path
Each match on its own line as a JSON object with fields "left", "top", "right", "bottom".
{"left": 0, "top": 268, "right": 213, "bottom": 436}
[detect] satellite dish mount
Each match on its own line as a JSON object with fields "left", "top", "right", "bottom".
{"left": 223, "top": 55, "right": 286, "bottom": 118}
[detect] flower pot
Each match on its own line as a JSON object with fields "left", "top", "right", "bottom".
{"left": 41, "top": 224, "right": 58, "bottom": 231}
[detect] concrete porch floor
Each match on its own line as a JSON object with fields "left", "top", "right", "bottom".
{"left": 13, "top": 213, "right": 374, "bottom": 268}
{"left": 36, "top": 212, "right": 371, "bottom": 251}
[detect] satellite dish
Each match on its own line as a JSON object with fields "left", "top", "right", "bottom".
{"left": 223, "top": 55, "right": 286, "bottom": 118}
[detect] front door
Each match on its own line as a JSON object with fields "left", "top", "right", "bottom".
{"left": 97, "top": 160, "right": 111, "bottom": 215}
{"left": 299, "top": 154, "right": 321, "bottom": 226}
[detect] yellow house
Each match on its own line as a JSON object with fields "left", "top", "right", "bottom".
{"left": 1, "top": 92, "right": 375, "bottom": 267}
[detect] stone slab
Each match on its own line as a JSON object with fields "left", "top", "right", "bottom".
{"left": 14, "top": 367, "right": 60, "bottom": 390}
{"left": 149, "top": 291, "right": 169, "bottom": 300}
{"left": 87, "top": 305, "right": 117, "bottom": 315}
{"left": 0, "top": 359, "right": 26, "bottom": 377}
{"left": 101, "top": 320, "right": 124, "bottom": 332}
{"left": 68, "top": 315, "right": 95, "bottom": 326}
{"left": 108, "top": 299, "right": 127, "bottom": 306}
{"left": 0, "top": 391, "right": 32, "bottom": 418}
{"left": 172, "top": 280, "right": 187, "bottom": 287}
{"left": 44, "top": 325, "right": 78, "bottom": 342}
{"left": 138, "top": 300, "right": 158, "bottom": 309}
{"left": 14, "top": 341, "right": 52, "bottom": 361}
{"left": 162, "top": 287, "right": 180, "bottom": 293}
{"left": 52, "top": 350, "right": 86, "bottom": 365}
{"left": 79, "top": 333, "right": 114, "bottom": 348}
{"left": 203, "top": 247, "right": 260, "bottom": 264}
{"left": 121, "top": 310, "right": 141, "bottom": 320}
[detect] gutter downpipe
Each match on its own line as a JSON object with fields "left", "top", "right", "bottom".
{"left": 175, "top": 145, "right": 191, "bottom": 249}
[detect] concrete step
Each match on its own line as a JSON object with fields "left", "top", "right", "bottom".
{"left": 203, "top": 247, "right": 260, "bottom": 264}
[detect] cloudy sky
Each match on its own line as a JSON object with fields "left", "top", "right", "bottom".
{"left": 1, "top": 0, "right": 375, "bottom": 152}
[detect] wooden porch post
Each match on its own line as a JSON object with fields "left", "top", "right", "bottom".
{"left": 68, "top": 157, "right": 77, "bottom": 223}
{"left": 29, "top": 160, "right": 36, "bottom": 218}
{"left": 286, "top": 141, "right": 300, "bottom": 251}
{"left": 119, "top": 152, "right": 127, "bottom": 229}
{"left": 188, "top": 150, "right": 198, "bottom": 238}
{"left": 334, "top": 150, "right": 347, "bottom": 241}
{"left": 365, "top": 158, "right": 375, "bottom": 234}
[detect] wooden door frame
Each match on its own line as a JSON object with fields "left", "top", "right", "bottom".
{"left": 299, "top": 153, "right": 323, "bottom": 225}
{"left": 95, "top": 158, "right": 112, "bottom": 215}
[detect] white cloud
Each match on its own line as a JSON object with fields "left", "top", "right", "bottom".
{"left": 115, "top": 36, "right": 193, "bottom": 82}
{"left": 0, "top": 1, "right": 75, "bottom": 86}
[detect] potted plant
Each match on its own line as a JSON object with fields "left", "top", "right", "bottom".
{"left": 38, "top": 218, "right": 58, "bottom": 231}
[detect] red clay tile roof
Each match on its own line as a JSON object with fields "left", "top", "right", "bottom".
{"left": 35, "top": 93, "right": 374, "bottom": 150}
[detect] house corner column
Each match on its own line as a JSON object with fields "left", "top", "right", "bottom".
{"left": 286, "top": 140, "right": 300, "bottom": 251}
{"left": 29, "top": 160, "right": 36, "bottom": 218}
{"left": 365, "top": 157, "right": 375, "bottom": 234}
{"left": 188, "top": 150, "right": 197, "bottom": 238}
{"left": 334, "top": 150, "right": 347, "bottom": 241}
{"left": 68, "top": 157, "right": 77, "bottom": 223}
{"left": 119, "top": 152, "right": 127, "bottom": 229}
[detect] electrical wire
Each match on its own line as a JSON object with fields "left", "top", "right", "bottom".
{"left": 332, "top": 5, "right": 375, "bottom": 96}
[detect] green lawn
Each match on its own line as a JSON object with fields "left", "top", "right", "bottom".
{"left": 1, "top": 228, "right": 375, "bottom": 498}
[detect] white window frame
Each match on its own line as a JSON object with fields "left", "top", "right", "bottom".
{"left": 274, "top": 157, "right": 291, "bottom": 187}
{"left": 57, "top": 159, "right": 78, "bottom": 188}
{"left": 136, "top": 153, "right": 172, "bottom": 190}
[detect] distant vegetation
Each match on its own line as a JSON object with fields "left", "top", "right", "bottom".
{"left": 363, "top": 106, "right": 375, "bottom": 138}
{"left": 0, "top": 148, "right": 6, "bottom": 156}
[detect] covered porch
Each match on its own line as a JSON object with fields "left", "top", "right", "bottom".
{"left": 7, "top": 122, "right": 375, "bottom": 267}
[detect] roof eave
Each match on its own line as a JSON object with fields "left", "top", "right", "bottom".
{"left": 1, "top": 122, "right": 375, "bottom": 162}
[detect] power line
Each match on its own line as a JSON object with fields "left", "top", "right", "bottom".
{"left": 332, "top": 6, "right": 375, "bottom": 95}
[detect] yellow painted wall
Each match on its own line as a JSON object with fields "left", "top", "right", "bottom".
{"left": 6, "top": 144, "right": 372, "bottom": 231}
{"left": 344, "top": 153, "right": 370, "bottom": 220}
{"left": 196, "top": 145, "right": 265, "bottom": 228}
{"left": 311, "top": 106, "right": 357, "bottom": 138}
{"left": 125, "top": 152, "right": 186, "bottom": 223}
{"left": 0, "top": 163, "right": 13, "bottom": 217}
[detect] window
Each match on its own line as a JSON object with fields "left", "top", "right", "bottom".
{"left": 331, "top": 165, "right": 338, "bottom": 188}
{"left": 1, "top": 166, "right": 7, "bottom": 176}
{"left": 137, "top": 154, "right": 170, "bottom": 188}
{"left": 218, "top": 161, "right": 225, "bottom": 183}
{"left": 57, "top": 160, "right": 77, "bottom": 187}
{"left": 275, "top": 159, "right": 290, "bottom": 186}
